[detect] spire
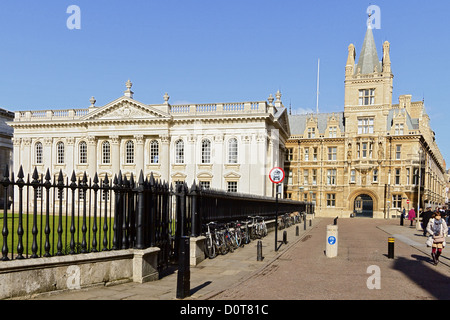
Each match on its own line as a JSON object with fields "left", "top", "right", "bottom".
{"left": 355, "top": 26, "right": 381, "bottom": 75}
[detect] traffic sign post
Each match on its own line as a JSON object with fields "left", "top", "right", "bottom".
{"left": 269, "top": 167, "right": 285, "bottom": 252}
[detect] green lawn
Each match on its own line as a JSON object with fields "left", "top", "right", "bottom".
{"left": 0, "top": 212, "right": 114, "bottom": 259}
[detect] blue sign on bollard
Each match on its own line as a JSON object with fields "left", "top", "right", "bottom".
{"left": 328, "top": 236, "right": 336, "bottom": 245}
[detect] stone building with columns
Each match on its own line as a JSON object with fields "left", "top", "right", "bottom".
{"left": 10, "top": 80, "right": 290, "bottom": 201}
{"left": 284, "top": 26, "right": 447, "bottom": 218}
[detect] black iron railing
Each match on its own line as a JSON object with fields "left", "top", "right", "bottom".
{"left": 1, "top": 165, "right": 312, "bottom": 268}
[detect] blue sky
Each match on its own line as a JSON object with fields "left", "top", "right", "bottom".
{"left": 0, "top": 1, "right": 449, "bottom": 166}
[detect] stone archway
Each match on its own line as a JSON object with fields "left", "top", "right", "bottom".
{"left": 348, "top": 189, "right": 379, "bottom": 218}
{"left": 353, "top": 194, "right": 373, "bottom": 218}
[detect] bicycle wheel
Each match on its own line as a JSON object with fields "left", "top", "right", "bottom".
{"left": 205, "top": 236, "right": 216, "bottom": 259}
{"left": 262, "top": 222, "right": 268, "bottom": 237}
{"left": 235, "top": 229, "right": 243, "bottom": 247}
{"left": 225, "top": 235, "right": 234, "bottom": 252}
{"left": 217, "top": 233, "right": 228, "bottom": 255}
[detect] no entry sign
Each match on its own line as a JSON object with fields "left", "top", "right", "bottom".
{"left": 269, "top": 167, "right": 285, "bottom": 184}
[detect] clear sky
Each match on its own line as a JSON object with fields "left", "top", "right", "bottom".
{"left": 0, "top": 1, "right": 448, "bottom": 166}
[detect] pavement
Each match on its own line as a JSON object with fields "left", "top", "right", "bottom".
{"left": 17, "top": 217, "right": 450, "bottom": 302}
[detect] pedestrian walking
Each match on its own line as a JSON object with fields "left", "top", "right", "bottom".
{"left": 426, "top": 212, "right": 448, "bottom": 265}
{"left": 408, "top": 208, "right": 416, "bottom": 227}
{"left": 421, "top": 206, "right": 434, "bottom": 236}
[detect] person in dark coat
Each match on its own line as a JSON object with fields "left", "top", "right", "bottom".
{"left": 421, "top": 206, "right": 434, "bottom": 236}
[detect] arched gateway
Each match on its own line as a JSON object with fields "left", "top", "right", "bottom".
{"left": 353, "top": 194, "right": 373, "bottom": 218}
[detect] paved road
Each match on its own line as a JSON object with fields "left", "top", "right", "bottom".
{"left": 21, "top": 217, "right": 450, "bottom": 302}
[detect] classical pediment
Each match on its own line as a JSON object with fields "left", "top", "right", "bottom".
{"left": 81, "top": 97, "right": 170, "bottom": 122}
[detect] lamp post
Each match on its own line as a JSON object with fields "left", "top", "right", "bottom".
{"left": 416, "top": 149, "right": 422, "bottom": 230}
{"left": 299, "top": 186, "right": 304, "bottom": 201}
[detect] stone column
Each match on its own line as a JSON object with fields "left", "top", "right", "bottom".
{"left": 135, "top": 134, "right": 144, "bottom": 175}
{"left": 160, "top": 134, "right": 170, "bottom": 182}
{"left": 22, "top": 138, "right": 31, "bottom": 175}
{"left": 43, "top": 137, "right": 53, "bottom": 173}
{"left": 87, "top": 136, "right": 97, "bottom": 180}
{"left": 67, "top": 137, "right": 75, "bottom": 174}
{"left": 12, "top": 138, "right": 21, "bottom": 177}
{"left": 111, "top": 135, "right": 120, "bottom": 176}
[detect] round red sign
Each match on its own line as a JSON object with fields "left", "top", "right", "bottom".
{"left": 269, "top": 167, "right": 285, "bottom": 184}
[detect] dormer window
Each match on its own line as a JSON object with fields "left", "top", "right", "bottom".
{"left": 394, "top": 123, "right": 404, "bottom": 135}
{"left": 359, "top": 89, "right": 375, "bottom": 106}
{"left": 307, "top": 127, "right": 316, "bottom": 138}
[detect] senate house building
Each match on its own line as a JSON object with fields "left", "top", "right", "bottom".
{"left": 9, "top": 80, "right": 290, "bottom": 202}
{"left": 284, "top": 26, "right": 447, "bottom": 218}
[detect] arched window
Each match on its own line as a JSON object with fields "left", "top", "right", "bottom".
{"left": 126, "top": 140, "right": 134, "bottom": 164}
{"left": 79, "top": 141, "right": 87, "bottom": 164}
{"left": 57, "top": 142, "right": 65, "bottom": 164}
{"left": 102, "top": 141, "right": 111, "bottom": 164}
{"left": 201, "top": 139, "right": 211, "bottom": 164}
{"left": 150, "top": 140, "right": 159, "bottom": 164}
{"left": 175, "top": 139, "right": 184, "bottom": 164}
{"left": 228, "top": 138, "right": 238, "bottom": 164}
{"left": 35, "top": 142, "right": 43, "bottom": 164}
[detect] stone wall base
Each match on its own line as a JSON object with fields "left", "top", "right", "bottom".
{"left": 0, "top": 247, "right": 160, "bottom": 300}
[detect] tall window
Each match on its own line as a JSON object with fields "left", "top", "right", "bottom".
{"left": 126, "top": 140, "right": 134, "bottom": 164}
{"left": 313, "top": 147, "right": 318, "bottom": 161}
{"left": 350, "top": 169, "right": 356, "bottom": 183}
{"left": 373, "top": 169, "right": 378, "bottom": 182}
{"left": 326, "top": 194, "right": 336, "bottom": 207}
{"left": 286, "top": 148, "right": 293, "bottom": 161}
{"left": 175, "top": 139, "right": 184, "bottom": 164}
{"left": 392, "top": 195, "right": 402, "bottom": 208}
{"left": 79, "top": 141, "right": 87, "bottom": 164}
{"left": 201, "top": 139, "right": 211, "bottom": 164}
{"left": 150, "top": 140, "right": 159, "bottom": 164}
{"left": 327, "top": 169, "right": 337, "bottom": 185}
{"left": 358, "top": 118, "right": 374, "bottom": 134}
{"left": 303, "top": 169, "right": 309, "bottom": 185}
{"left": 328, "top": 147, "right": 337, "bottom": 161}
{"left": 361, "top": 143, "right": 368, "bottom": 158}
{"left": 312, "top": 169, "right": 317, "bottom": 185}
{"left": 35, "top": 142, "right": 43, "bottom": 164}
{"left": 228, "top": 138, "right": 238, "bottom": 164}
{"left": 396, "top": 145, "right": 401, "bottom": 160}
{"left": 304, "top": 148, "right": 309, "bottom": 161}
{"left": 57, "top": 142, "right": 65, "bottom": 164}
{"left": 329, "top": 126, "right": 337, "bottom": 138}
{"left": 406, "top": 168, "right": 410, "bottom": 185}
{"left": 102, "top": 141, "right": 110, "bottom": 164}
{"left": 395, "top": 168, "right": 401, "bottom": 185}
{"left": 359, "top": 89, "right": 375, "bottom": 105}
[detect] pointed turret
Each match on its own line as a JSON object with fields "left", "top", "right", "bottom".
{"left": 355, "top": 26, "right": 381, "bottom": 74}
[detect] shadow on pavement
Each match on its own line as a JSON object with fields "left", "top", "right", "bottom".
{"left": 393, "top": 255, "right": 450, "bottom": 300}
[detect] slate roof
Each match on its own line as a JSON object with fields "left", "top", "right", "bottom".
{"left": 288, "top": 112, "right": 345, "bottom": 136}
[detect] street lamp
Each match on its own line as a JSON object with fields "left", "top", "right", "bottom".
{"left": 299, "top": 186, "right": 304, "bottom": 201}
{"left": 416, "top": 149, "right": 422, "bottom": 231}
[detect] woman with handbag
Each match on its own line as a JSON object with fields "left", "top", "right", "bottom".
{"left": 426, "top": 212, "right": 448, "bottom": 265}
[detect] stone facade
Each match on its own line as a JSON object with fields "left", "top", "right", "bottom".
{"left": 9, "top": 81, "right": 290, "bottom": 202}
{"left": 285, "top": 26, "right": 447, "bottom": 218}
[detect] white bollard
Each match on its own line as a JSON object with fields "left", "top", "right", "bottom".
{"left": 326, "top": 225, "right": 338, "bottom": 258}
